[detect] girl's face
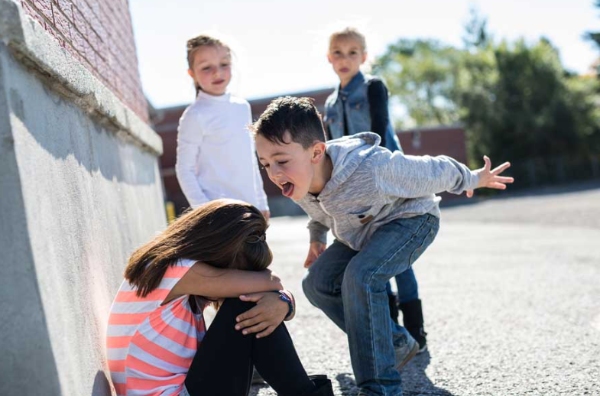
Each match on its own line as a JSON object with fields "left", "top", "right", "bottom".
{"left": 188, "top": 45, "right": 232, "bottom": 96}
{"left": 327, "top": 37, "right": 367, "bottom": 88}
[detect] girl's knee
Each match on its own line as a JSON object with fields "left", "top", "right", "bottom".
{"left": 219, "top": 298, "right": 255, "bottom": 316}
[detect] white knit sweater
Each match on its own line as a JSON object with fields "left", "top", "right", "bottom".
{"left": 175, "top": 91, "right": 269, "bottom": 211}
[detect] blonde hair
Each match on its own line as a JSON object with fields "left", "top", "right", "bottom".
{"left": 329, "top": 27, "right": 367, "bottom": 52}
{"left": 186, "top": 34, "right": 231, "bottom": 95}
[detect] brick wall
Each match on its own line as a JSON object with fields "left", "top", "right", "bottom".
{"left": 18, "top": 0, "right": 148, "bottom": 121}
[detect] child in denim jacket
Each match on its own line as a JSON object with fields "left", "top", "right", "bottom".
{"left": 252, "top": 97, "right": 513, "bottom": 395}
{"left": 324, "top": 27, "right": 427, "bottom": 351}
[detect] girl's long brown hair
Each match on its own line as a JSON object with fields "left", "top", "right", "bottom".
{"left": 125, "top": 199, "right": 272, "bottom": 297}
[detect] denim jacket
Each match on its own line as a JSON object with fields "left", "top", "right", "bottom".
{"left": 324, "top": 71, "right": 402, "bottom": 152}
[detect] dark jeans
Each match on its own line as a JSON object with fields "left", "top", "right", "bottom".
{"left": 184, "top": 298, "right": 316, "bottom": 396}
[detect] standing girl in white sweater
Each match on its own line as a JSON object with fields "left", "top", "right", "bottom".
{"left": 176, "top": 34, "right": 269, "bottom": 219}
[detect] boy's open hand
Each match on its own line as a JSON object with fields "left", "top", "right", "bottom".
{"left": 304, "top": 241, "right": 326, "bottom": 268}
{"left": 235, "top": 292, "right": 288, "bottom": 338}
{"left": 467, "top": 156, "right": 514, "bottom": 198}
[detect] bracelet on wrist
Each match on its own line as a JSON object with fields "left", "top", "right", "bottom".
{"left": 273, "top": 290, "right": 294, "bottom": 318}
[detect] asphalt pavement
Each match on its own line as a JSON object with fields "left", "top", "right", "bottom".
{"left": 251, "top": 182, "right": 600, "bottom": 395}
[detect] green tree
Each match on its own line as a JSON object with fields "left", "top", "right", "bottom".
{"left": 376, "top": 39, "right": 461, "bottom": 127}
{"left": 378, "top": 11, "right": 600, "bottom": 186}
{"left": 458, "top": 38, "right": 600, "bottom": 182}
{"left": 585, "top": 0, "right": 600, "bottom": 51}
{"left": 585, "top": 0, "right": 600, "bottom": 77}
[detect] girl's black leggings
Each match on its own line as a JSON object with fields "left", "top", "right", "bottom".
{"left": 184, "top": 298, "right": 316, "bottom": 396}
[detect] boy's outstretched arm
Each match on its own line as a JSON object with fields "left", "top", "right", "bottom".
{"left": 466, "top": 156, "right": 514, "bottom": 198}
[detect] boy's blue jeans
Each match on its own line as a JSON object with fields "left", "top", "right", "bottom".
{"left": 303, "top": 214, "right": 439, "bottom": 395}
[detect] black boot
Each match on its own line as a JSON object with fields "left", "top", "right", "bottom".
{"left": 306, "top": 375, "right": 334, "bottom": 396}
{"left": 388, "top": 293, "right": 399, "bottom": 324}
{"left": 278, "top": 375, "right": 333, "bottom": 396}
{"left": 399, "top": 299, "right": 427, "bottom": 353}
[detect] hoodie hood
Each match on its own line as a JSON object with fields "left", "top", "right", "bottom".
{"left": 321, "top": 132, "right": 382, "bottom": 197}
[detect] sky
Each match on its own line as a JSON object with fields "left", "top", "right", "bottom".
{"left": 129, "top": 0, "right": 598, "bottom": 109}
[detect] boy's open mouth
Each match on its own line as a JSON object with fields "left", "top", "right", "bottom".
{"left": 281, "top": 182, "right": 294, "bottom": 198}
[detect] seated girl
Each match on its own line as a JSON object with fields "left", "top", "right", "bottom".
{"left": 106, "top": 199, "right": 333, "bottom": 396}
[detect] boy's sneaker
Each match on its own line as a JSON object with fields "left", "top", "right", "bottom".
{"left": 394, "top": 334, "right": 419, "bottom": 370}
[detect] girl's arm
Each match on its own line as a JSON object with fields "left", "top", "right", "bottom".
{"left": 170, "top": 262, "right": 283, "bottom": 300}
{"left": 175, "top": 110, "right": 211, "bottom": 207}
{"left": 367, "top": 79, "right": 390, "bottom": 148}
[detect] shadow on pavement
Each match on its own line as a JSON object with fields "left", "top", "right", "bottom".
{"left": 328, "top": 353, "right": 455, "bottom": 396}
{"left": 401, "top": 351, "right": 455, "bottom": 396}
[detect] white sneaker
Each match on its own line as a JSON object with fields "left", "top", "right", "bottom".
{"left": 394, "top": 334, "right": 419, "bottom": 370}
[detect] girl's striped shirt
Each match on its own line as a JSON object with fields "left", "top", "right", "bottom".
{"left": 107, "top": 259, "right": 206, "bottom": 396}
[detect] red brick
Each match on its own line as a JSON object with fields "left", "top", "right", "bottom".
{"left": 53, "top": 0, "right": 73, "bottom": 20}
{"left": 51, "top": 3, "right": 72, "bottom": 41}
{"left": 85, "top": 29, "right": 101, "bottom": 54}
{"left": 32, "top": 0, "right": 53, "bottom": 22}
{"left": 20, "top": 0, "right": 148, "bottom": 121}
{"left": 96, "top": 57, "right": 109, "bottom": 80}
{"left": 70, "top": 29, "right": 87, "bottom": 57}
{"left": 71, "top": 6, "right": 89, "bottom": 36}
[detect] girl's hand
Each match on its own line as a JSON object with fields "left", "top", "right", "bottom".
{"left": 235, "top": 292, "right": 288, "bottom": 338}
{"left": 304, "top": 242, "right": 326, "bottom": 268}
{"left": 467, "top": 156, "right": 514, "bottom": 198}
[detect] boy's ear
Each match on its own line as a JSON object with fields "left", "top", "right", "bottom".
{"left": 311, "top": 141, "right": 327, "bottom": 163}
{"left": 187, "top": 69, "right": 194, "bottom": 79}
{"left": 361, "top": 51, "right": 368, "bottom": 64}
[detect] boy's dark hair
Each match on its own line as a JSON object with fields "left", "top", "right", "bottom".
{"left": 251, "top": 96, "right": 326, "bottom": 149}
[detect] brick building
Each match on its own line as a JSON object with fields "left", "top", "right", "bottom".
{"left": 152, "top": 89, "right": 468, "bottom": 216}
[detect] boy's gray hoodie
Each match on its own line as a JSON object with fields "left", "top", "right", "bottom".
{"left": 296, "top": 132, "right": 480, "bottom": 251}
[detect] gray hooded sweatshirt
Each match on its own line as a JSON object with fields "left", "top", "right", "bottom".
{"left": 296, "top": 132, "right": 480, "bottom": 251}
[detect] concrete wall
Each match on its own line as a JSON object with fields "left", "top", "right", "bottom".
{"left": 0, "top": 1, "right": 166, "bottom": 395}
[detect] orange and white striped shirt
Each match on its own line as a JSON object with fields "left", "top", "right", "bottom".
{"left": 107, "top": 259, "right": 206, "bottom": 396}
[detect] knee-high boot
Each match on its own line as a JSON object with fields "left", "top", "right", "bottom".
{"left": 399, "top": 299, "right": 427, "bottom": 353}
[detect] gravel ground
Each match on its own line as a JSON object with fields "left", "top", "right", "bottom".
{"left": 250, "top": 183, "right": 600, "bottom": 396}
